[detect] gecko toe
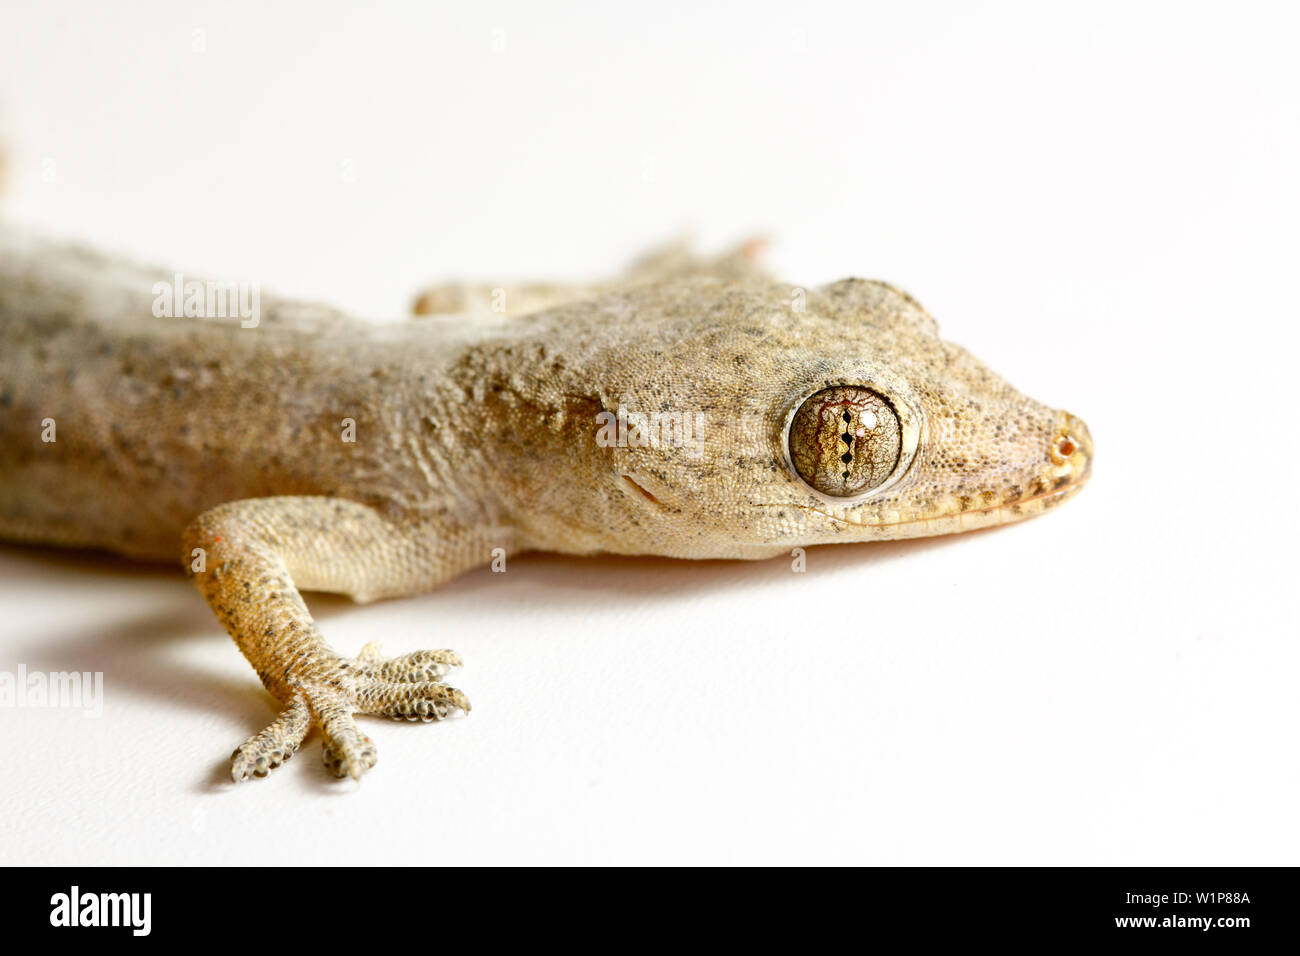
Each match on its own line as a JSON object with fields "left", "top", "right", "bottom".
{"left": 230, "top": 696, "right": 310, "bottom": 783}
{"left": 359, "top": 679, "right": 471, "bottom": 722}
{"left": 361, "top": 648, "right": 463, "bottom": 683}
{"left": 317, "top": 705, "right": 379, "bottom": 780}
{"left": 231, "top": 735, "right": 300, "bottom": 782}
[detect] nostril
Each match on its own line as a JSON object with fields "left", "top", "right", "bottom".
{"left": 1051, "top": 434, "right": 1081, "bottom": 464}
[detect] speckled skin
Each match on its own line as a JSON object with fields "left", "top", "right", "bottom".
{"left": 0, "top": 227, "right": 1092, "bottom": 781}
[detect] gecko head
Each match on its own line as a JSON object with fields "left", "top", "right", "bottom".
{"left": 572, "top": 276, "right": 1092, "bottom": 558}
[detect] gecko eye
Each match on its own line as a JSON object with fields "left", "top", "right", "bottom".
{"left": 788, "top": 386, "right": 902, "bottom": 496}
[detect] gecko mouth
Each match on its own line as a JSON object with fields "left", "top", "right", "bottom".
{"left": 773, "top": 461, "right": 1092, "bottom": 535}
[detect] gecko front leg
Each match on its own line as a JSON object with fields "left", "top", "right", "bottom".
{"left": 181, "top": 496, "right": 478, "bottom": 782}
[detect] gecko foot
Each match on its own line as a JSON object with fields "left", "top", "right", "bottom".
{"left": 229, "top": 645, "right": 470, "bottom": 783}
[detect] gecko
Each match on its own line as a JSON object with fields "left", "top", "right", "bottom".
{"left": 0, "top": 227, "right": 1092, "bottom": 782}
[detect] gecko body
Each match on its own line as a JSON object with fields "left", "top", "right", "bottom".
{"left": 0, "top": 229, "right": 1092, "bottom": 780}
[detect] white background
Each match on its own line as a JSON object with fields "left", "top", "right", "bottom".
{"left": 1, "top": 1, "right": 1297, "bottom": 865}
